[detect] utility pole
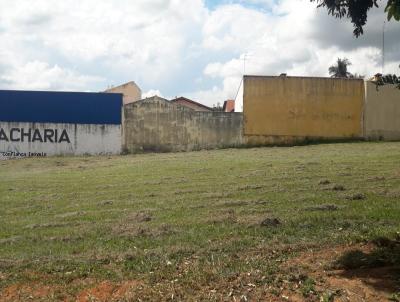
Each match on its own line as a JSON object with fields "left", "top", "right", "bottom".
{"left": 241, "top": 54, "right": 246, "bottom": 75}
{"left": 241, "top": 53, "right": 251, "bottom": 75}
{"left": 382, "top": 21, "right": 386, "bottom": 74}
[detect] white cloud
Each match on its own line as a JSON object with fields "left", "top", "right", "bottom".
{"left": 0, "top": 60, "right": 103, "bottom": 91}
{"left": 0, "top": 0, "right": 207, "bottom": 90}
{"left": 202, "top": 4, "right": 273, "bottom": 52}
{"left": 195, "top": 0, "right": 399, "bottom": 108}
{"left": 0, "top": 0, "right": 398, "bottom": 105}
{"left": 142, "top": 89, "right": 164, "bottom": 99}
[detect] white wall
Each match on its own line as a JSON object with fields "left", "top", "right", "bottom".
{"left": 0, "top": 122, "right": 121, "bottom": 160}
{"left": 234, "top": 79, "right": 244, "bottom": 112}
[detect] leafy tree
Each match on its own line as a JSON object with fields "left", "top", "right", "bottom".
{"left": 311, "top": 0, "right": 400, "bottom": 37}
{"left": 373, "top": 73, "right": 400, "bottom": 89}
{"left": 313, "top": 1, "right": 399, "bottom": 89}
{"left": 212, "top": 102, "right": 223, "bottom": 111}
{"left": 329, "top": 58, "right": 353, "bottom": 78}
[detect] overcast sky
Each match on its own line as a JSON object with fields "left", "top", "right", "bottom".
{"left": 0, "top": 0, "right": 399, "bottom": 106}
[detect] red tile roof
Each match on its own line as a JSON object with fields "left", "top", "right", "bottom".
{"left": 170, "top": 97, "right": 212, "bottom": 112}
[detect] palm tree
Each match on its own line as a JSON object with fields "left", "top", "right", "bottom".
{"left": 329, "top": 58, "right": 353, "bottom": 78}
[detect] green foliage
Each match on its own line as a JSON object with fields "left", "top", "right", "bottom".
{"left": 329, "top": 58, "right": 353, "bottom": 78}
{"left": 373, "top": 73, "right": 400, "bottom": 90}
{"left": 311, "top": 0, "right": 400, "bottom": 36}
{"left": 389, "top": 292, "right": 400, "bottom": 302}
{"left": 386, "top": 0, "right": 400, "bottom": 21}
{"left": 320, "top": 292, "right": 335, "bottom": 302}
{"left": 300, "top": 277, "right": 316, "bottom": 297}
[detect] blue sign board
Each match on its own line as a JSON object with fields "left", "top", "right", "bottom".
{"left": 0, "top": 90, "right": 122, "bottom": 125}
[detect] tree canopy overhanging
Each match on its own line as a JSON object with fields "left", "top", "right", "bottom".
{"left": 313, "top": 0, "right": 400, "bottom": 89}
{"left": 311, "top": 0, "right": 400, "bottom": 37}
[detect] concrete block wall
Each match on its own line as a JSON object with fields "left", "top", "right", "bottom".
{"left": 0, "top": 90, "right": 123, "bottom": 160}
{"left": 364, "top": 82, "right": 400, "bottom": 141}
{"left": 243, "top": 76, "right": 365, "bottom": 145}
{"left": 123, "top": 96, "right": 244, "bottom": 153}
{"left": 0, "top": 122, "right": 121, "bottom": 160}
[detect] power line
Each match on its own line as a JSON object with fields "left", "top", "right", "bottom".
{"left": 234, "top": 78, "right": 243, "bottom": 103}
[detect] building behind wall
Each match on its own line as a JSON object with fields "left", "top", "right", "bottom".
{"left": 223, "top": 100, "right": 235, "bottom": 112}
{"left": 105, "top": 81, "right": 142, "bottom": 105}
{"left": 170, "top": 97, "right": 213, "bottom": 112}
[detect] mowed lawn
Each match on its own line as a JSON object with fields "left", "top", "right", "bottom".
{"left": 1, "top": 142, "right": 400, "bottom": 301}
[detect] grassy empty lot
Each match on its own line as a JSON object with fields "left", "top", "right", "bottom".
{"left": 1, "top": 142, "right": 400, "bottom": 301}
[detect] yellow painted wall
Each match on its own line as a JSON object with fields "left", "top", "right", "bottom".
{"left": 365, "top": 82, "right": 400, "bottom": 141}
{"left": 243, "top": 76, "right": 364, "bottom": 138}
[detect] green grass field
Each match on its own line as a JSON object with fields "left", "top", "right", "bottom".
{"left": 1, "top": 142, "right": 400, "bottom": 301}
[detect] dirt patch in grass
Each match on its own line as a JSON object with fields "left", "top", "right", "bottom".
{"left": 132, "top": 211, "right": 153, "bottom": 222}
{"left": 98, "top": 200, "right": 114, "bottom": 206}
{"left": 283, "top": 242, "right": 400, "bottom": 301}
{"left": 202, "top": 192, "right": 234, "bottom": 199}
{"left": 330, "top": 184, "right": 346, "bottom": 191}
{"left": 1, "top": 242, "right": 399, "bottom": 301}
{"left": 23, "top": 222, "right": 80, "bottom": 230}
{"left": 384, "top": 189, "right": 400, "bottom": 198}
{"left": 44, "top": 236, "right": 83, "bottom": 243}
{"left": 112, "top": 223, "right": 176, "bottom": 238}
{"left": 209, "top": 209, "right": 237, "bottom": 224}
{"left": 111, "top": 211, "right": 159, "bottom": 237}
{"left": 0, "top": 283, "right": 63, "bottom": 302}
{"left": 218, "top": 200, "right": 250, "bottom": 207}
{"left": 304, "top": 204, "right": 340, "bottom": 212}
{"left": 76, "top": 280, "right": 142, "bottom": 302}
{"left": 0, "top": 236, "right": 23, "bottom": 245}
{"left": 368, "top": 176, "right": 386, "bottom": 182}
{"left": 237, "top": 184, "right": 265, "bottom": 191}
{"left": 260, "top": 217, "right": 281, "bottom": 227}
{"left": 55, "top": 211, "right": 86, "bottom": 218}
{"left": 318, "top": 179, "right": 331, "bottom": 185}
{"left": 0, "top": 280, "right": 143, "bottom": 302}
{"left": 217, "top": 199, "right": 269, "bottom": 208}
{"left": 345, "top": 193, "right": 367, "bottom": 201}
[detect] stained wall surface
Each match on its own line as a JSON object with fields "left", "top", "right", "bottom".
{"left": 0, "top": 122, "right": 121, "bottom": 159}
{"left": 0, "top": 90, "right": 122, "bottom": 159}
{"left": 123, "top": 96, "right": 243, "bottom": 153}
{"left": 243, "top": 76, "right": 364, "bottom": 140}
{"left": 365, "top": 82, "right": 400, "bottom": 141}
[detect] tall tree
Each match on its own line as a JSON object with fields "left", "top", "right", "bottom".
{"left": 311, "top": 0, "right": 400, "bottom": 37}
{"left": 329, "top": 58, "right": 353, "bottom": 78}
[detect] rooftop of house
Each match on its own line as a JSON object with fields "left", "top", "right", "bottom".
{"left": 105, "top": 81, "right": 141, "bottom": 92}
{"left": 170, "top": 96, "right": 212, "bottom": 111}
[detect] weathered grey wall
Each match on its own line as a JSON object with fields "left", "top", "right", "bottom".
{"left": 123, "top": 97, "right": 243, "bottom": 153}
{"left": 364, "top": 82, "right": 400, "bottom": 141}
{"left": 0, "top": 122, "right": 121, "bottom": 160}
